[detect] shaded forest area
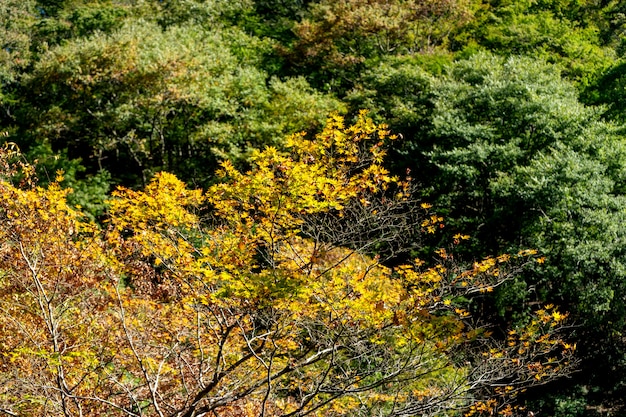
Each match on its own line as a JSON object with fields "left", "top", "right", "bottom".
{"left": 3, "top": 0, "right": 626, "bottom": 415}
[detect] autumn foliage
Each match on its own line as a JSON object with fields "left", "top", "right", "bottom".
{"left": 288, "top": 0, "right": 476, "bottom": 69}
{"left": 0, "top": 115, "right": 575, "bottom": 416}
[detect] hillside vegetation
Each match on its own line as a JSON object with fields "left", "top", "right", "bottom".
{"left": 2, "top": 1, "right": 626, "bottom": 415}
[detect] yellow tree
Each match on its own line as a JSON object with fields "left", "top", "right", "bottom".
{"left": 104, "top": 112, "right": 576, "bottom": 416}
{"left": 0, "top": 143, "right": 115, "bottom": 416}
{"left": 0, "top": 113, "right": 576, "bottom": 417}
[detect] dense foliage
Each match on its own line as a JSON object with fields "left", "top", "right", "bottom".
{"left": 0, "top": 121, "right": 575, "bottom": 416}
{"left": 3, "top": 0, "right": 626, "bottom": 415}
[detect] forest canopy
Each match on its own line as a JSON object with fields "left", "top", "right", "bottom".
{"left": 2, "top": 0, "right": 626, "bottom": 416}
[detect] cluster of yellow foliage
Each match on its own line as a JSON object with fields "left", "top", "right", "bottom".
{"left": 0, "top": 114, "right": 576, "bottom": 417}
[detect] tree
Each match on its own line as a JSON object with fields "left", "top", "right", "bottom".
{"left": 356, "top": 53, "right": 599, "bottom": 252}
{"left": 0, "top": 115, "right": 575, "bottom": 416}
{"left": 155, "top": 0, "right": 253, "bottom": 28}
{"left": 385, "top": 52, "right": 626, "bottom": 415}
{"left": 13, "top": 19, "right": 343, "bottom": 188}
{"left": 419, "top": 52, "right": 626, "bottom": 322}
{"left": 0, "top": 143, "right": 114, "bottom": 416}
{"left": 454, "top": 0, "right": 614, "bottom": 86}
{"left": 0, "top": 0, "right": 36, "bottom": 113}
{"left": 282, "top": 0, "right": 479, "bottom": 91}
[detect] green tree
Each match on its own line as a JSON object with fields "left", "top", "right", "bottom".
{"left": 282, "top": 0, "right": 479, "bottom": 92}
{"left": 154, "top": 0, "right": 253, "bottom": 28}
{"left": 585, "top": 56, "right": 626, "bottom": 122}
{"left": 455, "top": 0, "right": 615, "bottom": 86}
{"left": 0, "top": 0, "right": 36, "bottom": 115}
{"left": 389, "top": 52, "right": 626, "bottom": 415}
{"left": 12, "top": 19, "right": 343, "bottom": 187}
